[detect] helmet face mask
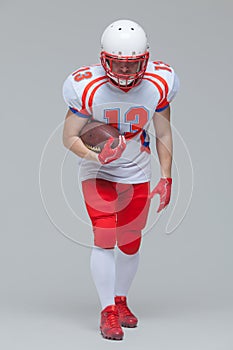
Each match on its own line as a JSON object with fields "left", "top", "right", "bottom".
{"left": 100, "top": 19, "right": 149, "bottom": 91}
{"left": 101, "top": 52, "right": 149, "bottom": 90}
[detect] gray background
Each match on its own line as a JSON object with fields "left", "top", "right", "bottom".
{"left": 1, "top": 0, "right": 233, "bottom": 349}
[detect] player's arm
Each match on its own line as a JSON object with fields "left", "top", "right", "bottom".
{"left": 62, "top": 109, "right": 99, "bottom": 162}
{"left": 62, "top": 76, "right": 126, "bottom": 164}
{"left": 63, "top": 110, "right": 126, "bottom": 164}
{"left": 149, "top": 106, "right": 173, "bottom": 212}
{"left": 149, "top": 68, "right": 179, "bottom": 211}
{"left": 153, "top": 105, "right": 172, "bottom": 178}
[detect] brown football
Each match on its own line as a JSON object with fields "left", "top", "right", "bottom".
{"left": 79, "top": 120, "right": 120, "bottom": 153}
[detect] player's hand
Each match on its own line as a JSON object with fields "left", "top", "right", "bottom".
{"left": 98, "top": 135, "right": 126, "bottom": 164}
{"left": 149, "top": 178, "right": 172, "bottom": 213}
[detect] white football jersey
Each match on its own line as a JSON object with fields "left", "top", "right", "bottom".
{"left": 63, "top": 61, "right": 179, "bottom": 183}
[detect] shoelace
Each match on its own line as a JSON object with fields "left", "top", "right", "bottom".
{"left": 107, "top": 311, "right": 120, "bottom": 328}
{"left": 117, "top": 302, "right": 132, "bottom": 317}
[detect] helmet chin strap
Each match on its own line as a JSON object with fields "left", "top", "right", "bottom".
{"left": 110, "top": 76, "right": 134, "bottom": 87}
{"left": 120, "top": 79, "right": 134, "bottom": 86}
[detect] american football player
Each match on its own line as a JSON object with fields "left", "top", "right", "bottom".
{"left": 62, "top": 19, "right": 179, "bottom": 341}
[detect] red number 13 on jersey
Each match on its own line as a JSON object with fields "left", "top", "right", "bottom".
{"left": 104, "top": 106, "right": 149, "bottom": 139}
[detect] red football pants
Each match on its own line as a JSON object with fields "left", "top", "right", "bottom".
{"left": 82, "top": 179, "right": 151, "bottom": 254}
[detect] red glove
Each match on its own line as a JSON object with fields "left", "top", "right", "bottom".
{"left": 98, "top": 135, "right": 126, "bottom": 164}
{"left": 149, "top": 178, "right": 172, "bottom": 213}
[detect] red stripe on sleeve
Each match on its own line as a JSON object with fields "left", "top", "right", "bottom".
{"left": 88, "top": 81, "right": 108, "bottom": 112}
{"left": 143, "top": 77, "right": 164, "bottom": 105}
{"left": 81, "top": 76, "right": 107, "bottom": 113}
{"left": 144, "top": 73, "right": 170, "bottom": 109}
{"left": 144, "top": 72, "right": 169, "bottom": 96}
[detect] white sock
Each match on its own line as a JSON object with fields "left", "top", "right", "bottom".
{"left": 90, "top": 247, "right": 116, "bottom": 310}
{"left": 115, "top": 248, "right": 140, "bottom": 297}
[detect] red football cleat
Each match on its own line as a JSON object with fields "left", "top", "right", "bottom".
{"left": 100, "top": 305, "right": 124, "bottom": 341}
{"left": 115, "top": 296, "right": 138, "bottom": 328}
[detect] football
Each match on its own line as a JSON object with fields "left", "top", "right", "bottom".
{"left": 79, "top": 120, "right": 120, "bottom": 153}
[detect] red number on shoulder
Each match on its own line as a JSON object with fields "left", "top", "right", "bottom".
{"left": 153, "top": 61, "right": 172, "bottom": 73}
{"left": 73, "top": 67, "right": 93, "bottom": 82}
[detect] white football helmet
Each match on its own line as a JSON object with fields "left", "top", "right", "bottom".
{"left": 100, "top": 19, "right": 149, "bottom": 90}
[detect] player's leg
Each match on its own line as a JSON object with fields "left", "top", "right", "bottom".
{"left": 82, "top": 178, "right": 117, "bottom": 308}
{"left": 82, "top": 178, "right": 118, "bottom": 249}
{"left": 82, "top": 178, "right": 124, "bottom": 340}
{"left": 116, "top": 182, "right": 150, "bottom": 254}
{"left": 115, "top": 182, "right": 150, "bottom": 327}
{"left": 115, "top": 247, "right": 140, "bottom": 297}
{"left": 90, "top": 247, "right": 116, "bottom": 309}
